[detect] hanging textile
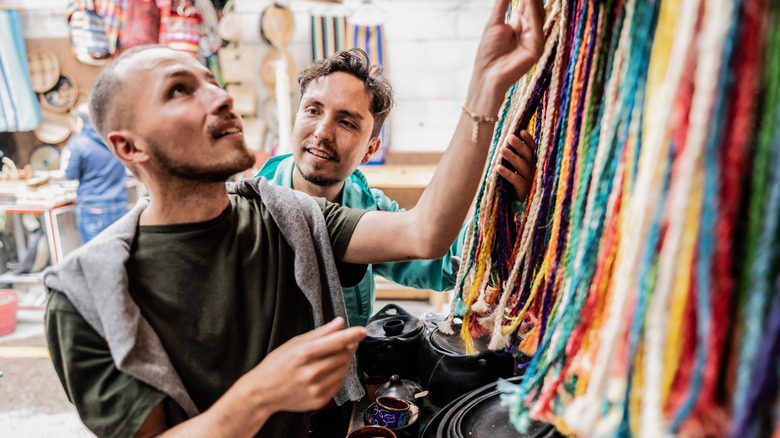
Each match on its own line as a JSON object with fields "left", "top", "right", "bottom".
{"left": 0, "top": 10, "right": 42, "bottom": 132}
{"left": 444, "top": 0, "right": 780, "bottom": 436}
{"left": 93, "top": 0, "right": 126, "bottom": 55}
{"left": 310, "top": 14, "right": 348, "bottom": 60}
{"left": 121, "top": 0, "right": 161, "bottom": 48}
{"left": 66, "top": 0, "right": 125, "bottom": 57}
{"left": 157, "top": 0, "right": 203, "bottom": 57}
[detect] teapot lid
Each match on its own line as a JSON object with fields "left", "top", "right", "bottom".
{"left": 375, "top": 374, "right": 425, "bottom": 404}
{"left": 365, "top": 304, "right": 423, "bottom": 339}
{"left": 430, "top": 324, "right": 491, "bottom": 355}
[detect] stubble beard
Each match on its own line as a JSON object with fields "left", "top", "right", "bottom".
{"left": 297, "top": 140, "right": 342, "bottom": 187}
{"left": 146, "top": 136, "right": 256, "bottom": 183}
{"left": 299, "top": 162, "right": 342, "bottom": 187}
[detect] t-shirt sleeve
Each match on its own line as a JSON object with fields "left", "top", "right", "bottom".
{"left": 45, "top": 290, "right": 167, "bottom": 438}
{"left": 313, "top": 197, "right": 368, "bottom": 287}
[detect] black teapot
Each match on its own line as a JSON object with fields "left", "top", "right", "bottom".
{"left": 417, "top": 323, "right": 515, "bottom": 406}
{"left": 358, "top": 304, "right": 425, "bottom": 380}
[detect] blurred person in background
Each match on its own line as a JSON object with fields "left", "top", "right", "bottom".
{"left": 64, "top": 104, "right": 130, "bottom": 243}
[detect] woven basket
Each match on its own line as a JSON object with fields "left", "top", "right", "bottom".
{"left": 34, "top": 110, "right": 73, "bottom": 144}
{"left": 29, "top": 144, "right": 62, "bottom": 171}
{"left": 227, "top": 84, "right": 257, "bottom": 116}
{"left": 260, "top": 3, "right": 295, "bottom": 47}
{"left": 27, "top": 48, "right": 60, "bottom": 93}
{"left": 40, "top": 73, "right": 79, "bottom": 113}
{"left": 217, "top": 0, "right": 241, "bottom": 42}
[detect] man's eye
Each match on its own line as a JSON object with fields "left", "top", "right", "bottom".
{"left": 170, "top": 84, "right": 188, "bottom": 97}
{"left": 340, "top": 120, "right": 355, "bottom": 129}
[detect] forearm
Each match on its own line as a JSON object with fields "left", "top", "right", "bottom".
{"left": 407, "top": 75, "right": 505, "bottom": 258}
{"left": 142, "top": 380, "right": 273, "bottom": 438}
{"left": 185, "top": 388, "right": 270, "bottom": 437}
{"left": 343, "top": 0, "right": 543, "bottom": 265}
{"left": 375, "top": 225, "right": 466, "bottom": 291}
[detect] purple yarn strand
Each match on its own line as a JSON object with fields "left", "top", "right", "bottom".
{"left": 729, "top": 274, "right": 780, "bottom": 437}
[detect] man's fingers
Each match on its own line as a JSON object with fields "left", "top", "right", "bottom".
{"left": 528, "top": 0, "right": 546, "bottom": 35}
{"left": 294, "top": 317, "right": 345, "bottom": 342}
{"left": 499, "top": 148, "right": 533, "bottom": 180}
{"left": 507, "top": 133, "right": 535, "bottom": 165}
{"left": 519, "top": 0, "right": 546, "bottom": 39}
{"left": 497, "top": 164, "right": 532, "bottom": 198}
{"left": 299, "top": 326, "right": 367, "bottom": 360}
{"left": 512, "top": 0, "right": 546, "bottom": 59}
{"left": 488, "top": 0, "right": 512, "bottom": 26}
{"left": 518, "top": 129, "right": 537, "bottom": 150}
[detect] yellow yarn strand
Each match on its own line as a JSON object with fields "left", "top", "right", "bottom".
{"left": 630, "top": 344, "right": 645, "bottom": 436}
{"left": 642, "top": 0, "right": 681, "bottom": 129}
{"left": 461, "top": 200, "right": 501, "bottom": 354}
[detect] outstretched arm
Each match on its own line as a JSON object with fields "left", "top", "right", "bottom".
{"left": 135, "top": 318, "right": 366, "bottom": 438}
{"left": 344, "top": 0, "right": 545, "bottom": 264}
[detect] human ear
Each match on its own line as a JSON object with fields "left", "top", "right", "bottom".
{"left": 361, "top": 137, "right": 381, "bottom": 164}
{"left": 108, "top": 131, "right": 148, "bottom": 165}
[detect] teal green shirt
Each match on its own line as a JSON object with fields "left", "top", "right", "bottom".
{"left": 257, "top": 155, "right": 465, "bottom": 328}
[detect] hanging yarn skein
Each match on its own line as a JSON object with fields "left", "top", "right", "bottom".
{"left": 450, "top": 0, "right": 780, "bottom": 436}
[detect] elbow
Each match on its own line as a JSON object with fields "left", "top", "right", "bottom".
{"left": 414, "top": 239, "right": 451, "bottom": 260}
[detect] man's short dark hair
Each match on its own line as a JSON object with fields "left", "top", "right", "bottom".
{"left": 88, "top": 45, "right": 163, "bottom": 142}
{"left": 298, "top": 48, "right": 394, "bottom": 138}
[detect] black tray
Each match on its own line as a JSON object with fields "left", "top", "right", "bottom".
{"left": 452, "top": 390, "right": 552, "bottom": 438}
{"left": 421, "top": 376, "right": 521, "bottom": 438}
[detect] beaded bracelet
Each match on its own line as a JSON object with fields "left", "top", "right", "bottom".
{"left": 462, "top": 105, "right": 498, "bottom": 142}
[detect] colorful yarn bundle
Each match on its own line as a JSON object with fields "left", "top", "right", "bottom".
{"left": 446, "top": 0, "right": 780, "bottom": 436}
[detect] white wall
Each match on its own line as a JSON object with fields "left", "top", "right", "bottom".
{"left": 10, "top": 0, "right": 492, "bottom": 153}
{"left": 239, "top": 0, "right": 492, "bottom": 153}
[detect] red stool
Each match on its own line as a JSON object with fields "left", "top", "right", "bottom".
{"left": 0, "top": 289, "right": 19, "bottom": 336}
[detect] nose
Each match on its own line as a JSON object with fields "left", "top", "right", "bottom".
{"left": 205, "top": 82, "right": 233, "bottom": 115}
{"left": 314, "top": 117, "right": 334, "bottom": 143}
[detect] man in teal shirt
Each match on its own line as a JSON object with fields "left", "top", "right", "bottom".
{"left": 257, "top": 49, "right": 537, "bottom": 330}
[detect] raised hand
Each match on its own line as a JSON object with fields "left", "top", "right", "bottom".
{"left": 471, "top": 0, "right": 546, "bottom": 98}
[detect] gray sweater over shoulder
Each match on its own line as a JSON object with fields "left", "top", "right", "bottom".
{"left": 43, "top": 177, "right": 365, "bottom": 418}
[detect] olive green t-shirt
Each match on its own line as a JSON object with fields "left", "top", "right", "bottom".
{"left": 45, "top": 194, "right": 366, "bottom": 438}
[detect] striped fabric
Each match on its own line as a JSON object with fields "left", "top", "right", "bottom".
{"left": 347, "top": 24, "right": 384, "bottom": 67}
{"left": 94, "top": 0, "right": 126, "bottom": 55}
{"left": 0, "top": 10, "right": 43, "bottom": 132}
{"left": 157, "top": 0, "right": 203, "bottom": 57}
{"left": 310, "top": 15, "right": 348, "bottom": 60}
{"left": 66, "top": 0, "right": 126, "bottom": 55}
